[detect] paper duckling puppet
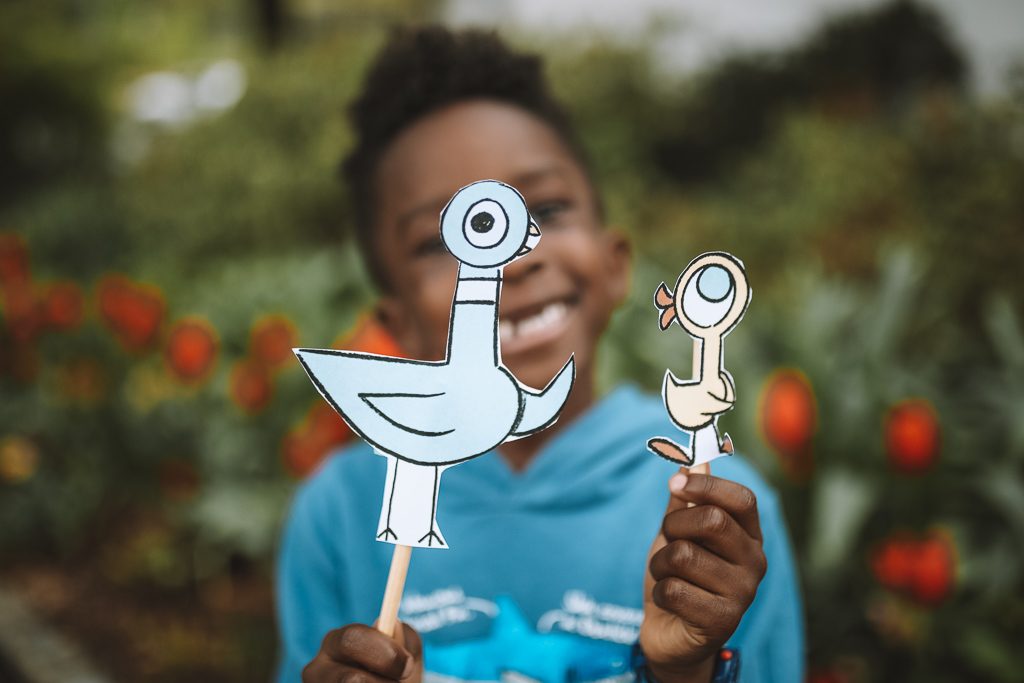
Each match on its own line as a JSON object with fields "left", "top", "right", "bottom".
{"left": 647, "top": 252, "right": 751, "bottom": 468}
{"left": 294, "top": 180, "right": 575, "bottom": 550}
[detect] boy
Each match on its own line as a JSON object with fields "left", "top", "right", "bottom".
{"left": 277, "top": 26, "right": 803, "bottom": 683}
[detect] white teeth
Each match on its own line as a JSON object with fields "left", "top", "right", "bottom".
{"left": 501, "top": 301, "right": 568, "bottom": 342}
{"left": 499, "top": 320, "right": 515, "bottom": 344}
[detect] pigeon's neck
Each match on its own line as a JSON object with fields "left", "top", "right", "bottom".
{"left": 447, "top": 264, "right": 502, "bottom": 367}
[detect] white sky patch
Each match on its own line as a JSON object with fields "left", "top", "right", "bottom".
{"left": 446, "top": 0, "right": 1024, "bottom": 94}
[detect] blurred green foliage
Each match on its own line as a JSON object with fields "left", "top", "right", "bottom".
{"left": 1, "top": 1, "right": 1022, "bottom": 681}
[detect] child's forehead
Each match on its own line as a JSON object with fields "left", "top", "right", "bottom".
{"left": 372, "top": 100, "right": 589, "bottom": 219}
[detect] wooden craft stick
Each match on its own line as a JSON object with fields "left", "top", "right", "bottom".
{"left": 689, "top": 338, "right": 709, "bottom": 504}
{"left": 377, "top": 543, "right": 412, "bottom": 637}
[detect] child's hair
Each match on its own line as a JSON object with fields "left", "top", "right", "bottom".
{"left": 341, "top": 25, "right": 595, "bottom": 289}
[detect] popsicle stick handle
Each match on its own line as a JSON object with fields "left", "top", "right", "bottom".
{"left": 687, "top": 338, "right": 711, "bottom": 505}
{"left": 377, "top": 543, "right": 412, "bottom": 638}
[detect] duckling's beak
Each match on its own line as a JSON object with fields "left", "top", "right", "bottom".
{"left": 518, "top": 219, "right": 542, "bottom": 256}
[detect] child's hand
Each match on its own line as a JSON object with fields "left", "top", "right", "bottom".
{"left": 302, "top": 622, "right": 423, "bottom": 683}
{"left": 639, "top": 472, "right": 766, "bottom": 683}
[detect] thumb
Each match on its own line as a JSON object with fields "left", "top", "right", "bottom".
{"left": 665, "top": 462, "right": 710, "bottom": 515}
{"left": 664, "top": 467, "right": 691, "bottom": 517}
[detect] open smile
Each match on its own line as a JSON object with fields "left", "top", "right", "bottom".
{"left": 499, "top": 295, "right": 578, "bottom": 356}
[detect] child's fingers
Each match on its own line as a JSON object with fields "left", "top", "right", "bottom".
{"left": 671, "top": 473, "right": 762, "bottom": 541}
{"left": 321, "top": 624, "right": 415, "bottom": 679}
{"left": 649, "top": 539, "right": 756, "bottom": 598}
{"left": 650, "top": 576, "right": 745, "bottom": 635}
{"left": 662, "top": 504, "right": 763, "bottom": 567}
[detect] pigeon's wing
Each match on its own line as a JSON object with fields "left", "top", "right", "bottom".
{"left": 509, "top": 355, "right": 575, "bottom": 438}
{"left": 359, "top": 391, "right": 456, "bottom": 437}
{"left": 294, "top": 347, "right": 451, "bottom": 436}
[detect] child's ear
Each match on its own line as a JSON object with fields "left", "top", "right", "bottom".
{"left": 602, "top": 228, "right": 633, "bottom": 306}
{"left": 374, "top": 295, "right": 421, "bottom": 357}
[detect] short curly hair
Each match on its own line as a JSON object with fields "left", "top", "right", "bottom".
{"left": 341, "top": 25, "right": 596, "bottom": 289}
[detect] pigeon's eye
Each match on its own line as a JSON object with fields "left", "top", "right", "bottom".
{"left": 463, "top": 200, "right": 508, "bottom": 249}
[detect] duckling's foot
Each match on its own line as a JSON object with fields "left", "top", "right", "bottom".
{"left": 377, "top": 527, "right": 398, "bottom": 542}
{"left": 418, "top": 529, "right": 445, "bottom": 547}
{"left": 647, "top": 437, "right": 695, "bottom": 466}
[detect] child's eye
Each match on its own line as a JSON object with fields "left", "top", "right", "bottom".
{"left": 531, "top": 200, "right": 571, "bottom": 228}
{"left": 411, "top": 236, "right": 446, "bottom": 258}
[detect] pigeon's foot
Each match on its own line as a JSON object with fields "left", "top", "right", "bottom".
{"left": 647, "top": 437, "right": 695, "bottom": 466}
{"left": 418, "top": 529, "right": 445, "bottom": 547}
{"left": 720, "top": 433, "right": 735, "bottom": 455}
{"left": 377, "top": 527, "right": 398, "bottom": 542}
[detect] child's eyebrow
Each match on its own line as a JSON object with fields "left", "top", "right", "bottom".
{"left": 512, "top": 166, "right": 567, "bottom": 189}
{"left": 396, "top": 199, "right": 447, "bottom": 237}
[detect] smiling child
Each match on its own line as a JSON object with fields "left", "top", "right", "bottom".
{"left": 276, "top": 26, "right": 803, "bottom": 683}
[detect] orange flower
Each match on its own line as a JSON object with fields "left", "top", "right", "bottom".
{"left": 910, "top": 533, "right": 956, "bottom": 605}
{"left": 871, "top": 531, "right": 956, "bottom": 606}
{"left": 333, "top": 313, "right": 404, "bottom": 357}
{"left": 40, "top": 281, "right": 84, "bottom": 332}
{"left": 250, "top": 314, "right": 298, "bottom": 369}
{"left": 281, "top": 403, "right": 352, "bottom": 478}
{"left": 165, "top": 317, "right": 219, "bottom": 383}
{"left": 871, "top": 534, "right": 917, "bottom": 590}
{"left": 230, "top": 360, "right": 272, "bottom": 414}
{"left": 884, "top": 399, "right": 940, "bottom": 474}
{"left": 758, "top": 368, "right": 817, "bottom": 481}
{"left": 96, "top": 274, "right": 165, "bottom": 352}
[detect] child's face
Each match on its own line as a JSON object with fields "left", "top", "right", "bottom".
{"left": 370, "top": 100, "right": 630, "bottom": 396}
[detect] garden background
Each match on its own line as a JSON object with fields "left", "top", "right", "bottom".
{"left": 2, "top": 1, "right": 1023, "bottom": 681}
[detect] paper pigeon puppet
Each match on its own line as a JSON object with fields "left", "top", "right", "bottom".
{"left": 295, "top": 180, "right": 575, "bottom": 548}
{"left": 647, "top": 252, "right": 751, "bottom": 468}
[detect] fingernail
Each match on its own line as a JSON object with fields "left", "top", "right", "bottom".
{"left": 669, "top": 472, "right": 688, "bottom": 495}
{"left": 402, "top": 655, "right": 414, "bottom": 679}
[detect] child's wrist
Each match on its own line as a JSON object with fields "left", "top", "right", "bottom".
{"left": 644, "top": 656, "right": 714, "bottom": 683}
{"left": 632, "top": 644, "right": 740, "bottom": 683}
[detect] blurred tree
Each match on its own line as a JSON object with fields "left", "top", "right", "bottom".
{"left": 653, "top": 0, "right": 966, "bottom": 185}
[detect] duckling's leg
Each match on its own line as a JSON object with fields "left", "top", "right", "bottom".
{"left": 690, "top": 423, "right": 734, "bottom": 467}
{"left": 377, "top": 456, "right": 399, "bottom": 542}
{"left": 417, "top": 465, "right": 445, "bottom": 547}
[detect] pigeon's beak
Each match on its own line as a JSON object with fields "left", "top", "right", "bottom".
{"left": 518, "top": 219, "right": 542, "bottom": 256}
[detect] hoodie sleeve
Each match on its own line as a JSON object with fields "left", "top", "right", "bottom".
{"left": 274, "top": 477, "right": 349, "bottom": 683}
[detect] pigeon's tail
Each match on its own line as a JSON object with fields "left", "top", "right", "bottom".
{"left": 509, "top": 355, "right": 576, "bottom": 438}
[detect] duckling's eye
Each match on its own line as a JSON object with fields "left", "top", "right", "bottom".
{"left": 463, "top": 199, "right": 508, "bottom": 249}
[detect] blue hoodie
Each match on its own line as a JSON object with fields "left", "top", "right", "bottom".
{"left": 275, "top": 386, "right": 804, "bottom": 682}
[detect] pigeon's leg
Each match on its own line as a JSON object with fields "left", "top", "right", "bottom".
{"left": 377, "top": 457, "right": 399, "bottom": 542}
{"left": 417, "top": 465, "right": 445, "bottom": 547}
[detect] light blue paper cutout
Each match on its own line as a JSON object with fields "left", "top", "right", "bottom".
{"left": 647, "top": 252, "right": 751, "bottom": 468}
{"left": 295, "top": 180, "right": 575, "bottom": 548}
